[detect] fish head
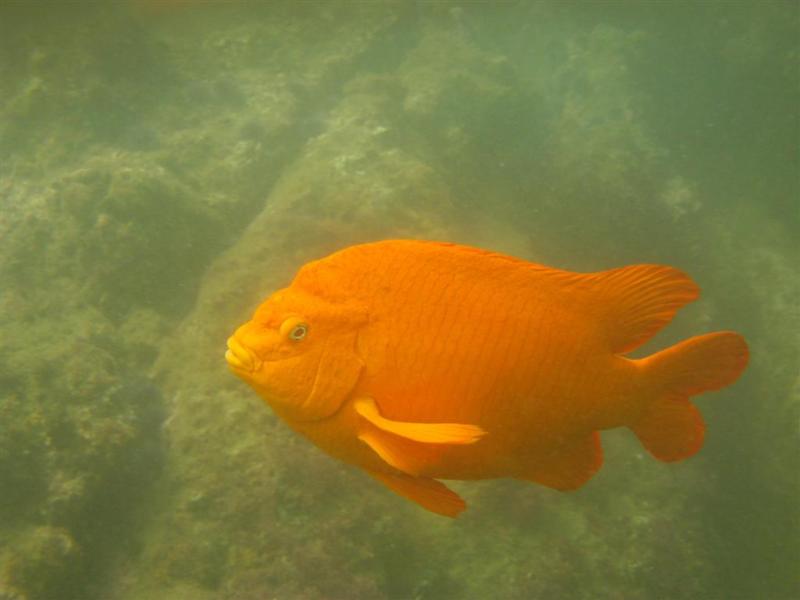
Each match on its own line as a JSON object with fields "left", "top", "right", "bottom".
{"left": 225, "top": 286, "right": 366, "bottom": 423}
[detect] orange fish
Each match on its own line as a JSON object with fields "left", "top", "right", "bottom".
{"left": 225, "top": 240, "right": 748, "bottom": 517}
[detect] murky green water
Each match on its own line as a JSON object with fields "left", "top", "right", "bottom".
{"left": 1, "top": 2, "right": 797, "bottom": 599}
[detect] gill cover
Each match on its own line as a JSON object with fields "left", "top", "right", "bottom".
{"left": 294, "top": 327, "right": 364, "bottom": 421}
{"left": 276, "top": 254, "right": 368, "bottom": 422}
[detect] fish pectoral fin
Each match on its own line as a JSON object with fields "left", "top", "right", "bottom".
{"left": 354, "top": 397, "right": 486, "bottom": 444}
{"left": 367, "top": 469, "right": 466, "bottom": 518}
{"left": 520, "top": 432, "right": 604, "bottom": 491}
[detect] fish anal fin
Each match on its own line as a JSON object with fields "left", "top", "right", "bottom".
{"left": 573, "top": 265, "right": 700, "bottom": 354}
{"left": 521, "top": 433, "right": 603, "bottom": 491}
{"left": 632, "top": 395, "right": 705, "bottom": 462}
{"left": 358, "top": 427, "right": 443, "bottom": 476}
{"left": 367, "top": 470, "right": 466, "bottom": 518}
{"left": 354, "top": 397, "right": 485, "bottom": 444}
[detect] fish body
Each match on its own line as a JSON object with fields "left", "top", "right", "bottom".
{"left": 226, "top": 240, "right": 748, "bottom": 516}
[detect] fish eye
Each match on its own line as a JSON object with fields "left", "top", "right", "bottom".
{"left": 288, "top": 323, "right": 308, "bottom": 341}
{"left": 279, "top": 316, "right": 309, "bottom": 342}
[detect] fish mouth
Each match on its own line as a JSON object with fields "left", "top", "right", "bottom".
{"left": 225, "top": 336, "right": 261, "bottom": 373}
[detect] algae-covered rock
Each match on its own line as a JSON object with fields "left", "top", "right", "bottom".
{"left": 0, "top": 527, "right": 79, "bottom": 600}
{"left": 128, "top": 10, "right": 720, "bottom": 600}
{"left": 130, "top": 78, "right": 464, "bottom": 599}
{"left": 0, "top": 300, "right": 166, "bottom": 597}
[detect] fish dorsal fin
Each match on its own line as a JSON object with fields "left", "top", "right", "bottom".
{"left": 367, "top": 470, "right": 466, "bottom": 518}
{"left": 354, "top": 397, "right": 486, "bottom": 444}
{"left": 520, "top": 433, "right": 603, "bottom": 491}
{"left": 421, "top": 243, "right": 700, "bottom": 354}
{"left": 564, "top": 264, "right": 700, "bottom": 354}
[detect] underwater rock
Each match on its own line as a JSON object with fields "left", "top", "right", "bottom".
{"left": 1, "top": 2, "right": 795, "bottom": 599}
{"left": 0, "top": 527, "right": 78, "bottom": 600}
{"left": 137, "top": 75, "right": 464, "bottom": 599}
{"left": 136, "top": 11, "right": 717, "bottom": 600}
{"left": 0, "top": 369, "right": 166, "bottom": 600}
{"left": 0, "top": 266, "right": 167, "bottom": 597}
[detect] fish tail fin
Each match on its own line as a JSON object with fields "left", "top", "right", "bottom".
{"left": 631, "top": 331, "right": 748, "bottom": 462}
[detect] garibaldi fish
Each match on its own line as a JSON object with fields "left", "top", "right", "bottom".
{"left": 225, "top": 240, "right": 748, "bottom": 517}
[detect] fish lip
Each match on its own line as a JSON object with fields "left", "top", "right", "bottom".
{"left": 225, "top": 336, "right": 261, "bottom": 373}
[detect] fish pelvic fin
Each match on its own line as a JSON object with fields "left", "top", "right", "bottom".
{"left": 367, "top": 470, "right": 466, "bottom": 518}
{"left": 354, "top": 397, "right": 486, "bottom": 444}
{"left": 358, "top": 428, "right": 443, "bottom": 476}
{"left": 632, "top": 331, "right": 749, "bottom": 461}
{"left": 519, "top": 432, "right": 603, "bottom": 491}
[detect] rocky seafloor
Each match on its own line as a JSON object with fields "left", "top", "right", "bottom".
{"left": 0, "top": 2, "right": 797, "bottom": 599}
